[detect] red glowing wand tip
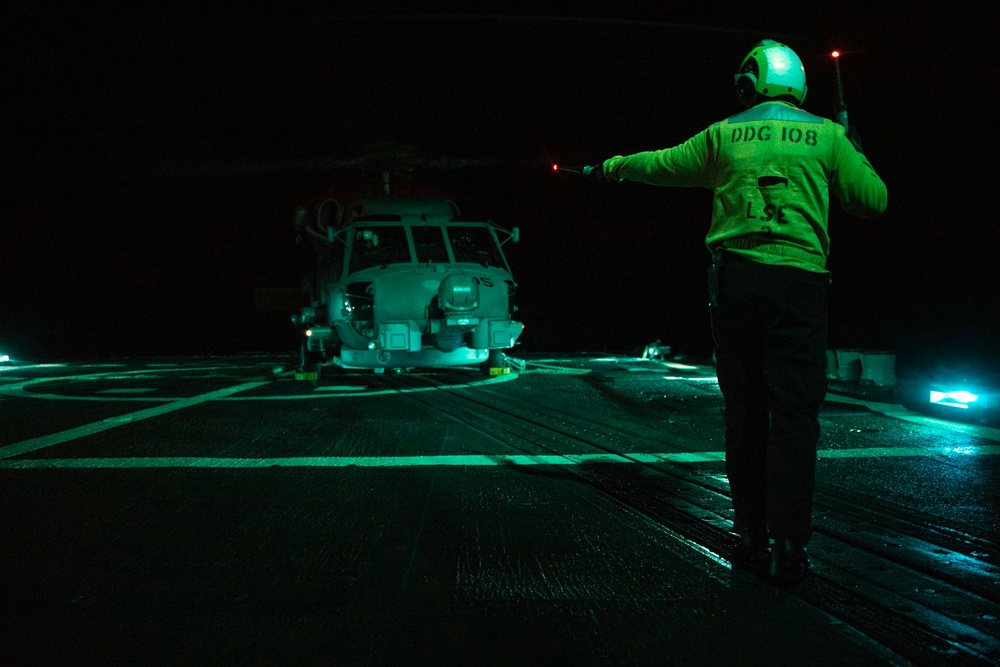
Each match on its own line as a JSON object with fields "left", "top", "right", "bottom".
{"left": 831, "top": 50, "right": 841, "bottom": 58}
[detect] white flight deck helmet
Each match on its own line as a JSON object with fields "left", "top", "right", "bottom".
{"left": 734, "top": 39, "right": 808, "bottom": 108}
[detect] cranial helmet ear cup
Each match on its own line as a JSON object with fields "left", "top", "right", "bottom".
{"left": 735, "top": 72, "right": 758, "bottom": 108}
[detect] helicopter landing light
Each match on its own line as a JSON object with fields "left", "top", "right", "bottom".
{"left": 305, "top": 326, "right": 332, "bottom": 340}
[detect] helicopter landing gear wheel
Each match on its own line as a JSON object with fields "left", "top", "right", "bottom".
{"left": 480, "top": 349, "right": 508, "bottom": 376}
{"left": 299, "top": 340, "right": 324, "bottom": 378}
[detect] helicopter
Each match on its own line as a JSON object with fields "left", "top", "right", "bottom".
{"left": 290, "top": 165, "right": 524, "bottom": 376}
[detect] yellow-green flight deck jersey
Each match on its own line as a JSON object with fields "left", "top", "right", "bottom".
{"left": 603, "top": 101, "right": 888, "bottom": 274}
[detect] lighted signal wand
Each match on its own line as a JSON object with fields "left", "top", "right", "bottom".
{"left": 832, "top": 50, "right": 865, "bottom": 152}
{"left": 552, "top": 164, "right": 622, "bottom": 183}
{"left": 832, "top": 50, "right": 849, "bottom": 130}
{"left": 552, "top": 164, "right": 602, "bottom": 177}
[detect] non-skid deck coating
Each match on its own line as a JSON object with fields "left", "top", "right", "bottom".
{"left": 1, "top": 353, "right": 998, "bottom": 665}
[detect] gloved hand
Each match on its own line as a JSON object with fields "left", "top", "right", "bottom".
{"left": 845, "top": 125, "right": 864, "bottom": 154}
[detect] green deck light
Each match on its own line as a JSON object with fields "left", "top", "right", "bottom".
{"left": 930, "top": 389, "right": 979, "bottom": 409}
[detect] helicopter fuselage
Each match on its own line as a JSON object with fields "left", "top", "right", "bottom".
{"left": 294, "top": 197, "right": 522, "bottom": 371}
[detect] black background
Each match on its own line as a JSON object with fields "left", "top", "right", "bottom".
{"left": 4, "top": 3, "right": 998, "bottom": 364}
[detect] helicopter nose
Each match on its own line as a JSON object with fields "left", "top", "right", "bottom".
{"left": 438, "top": 274, "right": 479, "bottom": 311}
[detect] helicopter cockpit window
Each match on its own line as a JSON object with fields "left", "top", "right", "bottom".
{"left": 411, "top": 226, "right": 449, "bottom": 263}
{"left": 349, "top": 226, "right": 410, "bottom": 271}
{"left": 447, "top": 226, "right": 505, "bottom": 268}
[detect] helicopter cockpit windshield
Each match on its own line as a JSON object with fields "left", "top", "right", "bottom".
{"left": 447, "top": 227, "right": 505, "bottom": 268}
{"left": 349, "top": 226, "right": 410, "bottom": 272}
{"left": 411, "top": 226, "right": 450, "bottom": 263}
{"left": 347, "top": 222, "right": 508, "bottom": 270}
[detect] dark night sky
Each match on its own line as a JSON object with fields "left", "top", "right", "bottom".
{"left": 3, "top": 3, "right": 999, "bottom": 363}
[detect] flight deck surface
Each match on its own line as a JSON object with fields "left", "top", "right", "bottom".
{"left": 2, "top": 353, "right": 998, "bottom": 664}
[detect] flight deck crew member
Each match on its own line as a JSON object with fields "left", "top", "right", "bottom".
{"left": 592, "top": 40, "right": 887, "bottom": 584}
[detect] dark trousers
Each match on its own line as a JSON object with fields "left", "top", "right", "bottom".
{"left": 710, "top": 254, "right": 828, "bottom": 543}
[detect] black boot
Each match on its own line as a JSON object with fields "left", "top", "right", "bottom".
{"left": 731, "top": 522, "right": 769, "bottom": 572}
{"left": 769, "top": 539, "right": 810, "bottom": 585}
